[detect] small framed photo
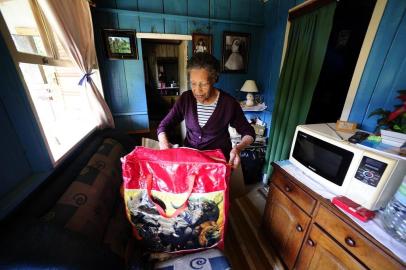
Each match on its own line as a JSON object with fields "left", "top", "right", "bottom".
{"left": 103, "top": 29, "right": 138, "bottom": 60}
{"left": 222, "top": 31, "right": 250, "bottom": 73}
{"left": 192, "top": 33, "right": 213, "bottom": 55}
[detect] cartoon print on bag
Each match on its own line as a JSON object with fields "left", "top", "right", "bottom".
{"left": 126, "top": 191, "right": 224, "bottom": 252}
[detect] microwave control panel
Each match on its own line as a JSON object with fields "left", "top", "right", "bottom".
{"left": 355, "top": 157, "right": 387, "bottom": 187}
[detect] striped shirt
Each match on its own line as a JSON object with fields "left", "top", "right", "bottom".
{"left": 197, "top": 98, "right": 218, "bottom": 127}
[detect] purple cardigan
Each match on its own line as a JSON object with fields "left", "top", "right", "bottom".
{"left": 157, "top": 90, "right": 255, "bottom": 159}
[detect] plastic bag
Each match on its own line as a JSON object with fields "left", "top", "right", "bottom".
{"left": 121, "top": 147, "right": 231, "bottom": 253}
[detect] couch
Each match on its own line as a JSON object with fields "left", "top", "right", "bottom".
{"left": 0, "top": 129, "right": 138, "bottom": 269}
{"left": 0, "top": 129, "right": 232, "bottom": 270}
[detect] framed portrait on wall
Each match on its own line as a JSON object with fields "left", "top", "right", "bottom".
{"left": 192, "top": 33, "right": 213, "bottom": 55}
{"left": 222, "top": 31, "right": 250, "bottom": 73}
{"left": 103, "top": 29, "right": 138, "bottom": 59}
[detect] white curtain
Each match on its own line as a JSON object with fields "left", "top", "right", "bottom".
{"left": 38, "top": 0, "right": 115, "bottom": 128}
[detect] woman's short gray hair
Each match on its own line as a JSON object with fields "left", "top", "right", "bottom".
{"left": 187, "top": 52, "right": 220, "bottom": 82}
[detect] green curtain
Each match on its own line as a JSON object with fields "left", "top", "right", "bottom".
{"left": 263, "top": 2, "right": 337, "bottom": 182}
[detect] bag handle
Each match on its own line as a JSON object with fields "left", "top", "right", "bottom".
{"left": 146, "top": 174, "right": 196, "bottom": 218}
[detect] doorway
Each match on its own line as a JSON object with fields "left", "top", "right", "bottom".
{"left": 140, "top": 34, "right": 190, "bottom": 143}
{"left": 305, "top": 0, "right": 377, "bottom": 124}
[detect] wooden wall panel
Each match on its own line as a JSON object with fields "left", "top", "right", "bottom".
{"left": 165, "top": 19, "right": 188, "bottom": 34}
{"left": 211, "top": 0, "right": 230, "bottom": 19}
{"left": 258, "top": 0, "right": 297, "bottom": 113}
{"left": 349, "top": 0, "right": 406, "bottom": 132}
{"left": 124, "top": 39, "right": 148, "bottom": 113}
{"left": 0, "top": 32, "right": 52, "bottom": 172}
{"left": 139, "top": 17, "right": 165, "bottom": 33}
{"left": 0, "top": 100, "right": 31, "bottom": 199}
{"left": 230, "top": 0, "right": 250, "bottom": 21}
{"left": 164, "top": 0, "right": 187, "bottom": 15}
{"left": 116, "top": 0, "right": 138, "bottom": 10}
{"left": 118, "top": 14, "right": 141, "bottom": 30}
{"left": 137, "top": 0, "right": 163, "bottom": 13}
{"left": 93, "top": 0, "right": 266, "bottom": 131}
{"left": 188, "top": 0, "right": 209, "bottom": 17}
{"left": 115, "top": 114, "right": 150, "bottom": 130}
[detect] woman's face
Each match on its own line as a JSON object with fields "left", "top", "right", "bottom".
{"left": 189, "top": 68, "right": 215, "bottom": 104}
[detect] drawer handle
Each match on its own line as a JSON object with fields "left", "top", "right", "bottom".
{"left": 345, "top": 237, "right": 356, "bottom": 247}
{"left": 307, "top": 239, "right": 315, "bottom": 247}
{"left": 284, "top": 185, "right": 292, "bottom": 192}
{"left": 296, "top": 224, "right": 303, "bottom": 232}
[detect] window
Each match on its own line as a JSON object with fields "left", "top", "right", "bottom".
{"left": 0, "top": 0, "right": 101, "bottom": 162}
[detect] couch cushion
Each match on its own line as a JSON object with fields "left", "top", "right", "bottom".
{"left": 86, "top": 138, "right": 124, "bottom": 183}
{"left": 103, "top": 199, "right": 132, "bottom": 258}
{"left": 42, "top": 138, "right": 125, "bottom": 243}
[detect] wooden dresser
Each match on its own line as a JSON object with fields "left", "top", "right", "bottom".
{"left": 263, "top": 163, "right": 405, "bottom": 270}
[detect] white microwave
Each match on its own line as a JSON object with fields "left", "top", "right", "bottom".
{"left": 289, "top": 124, "right": 406, "bottom": 210}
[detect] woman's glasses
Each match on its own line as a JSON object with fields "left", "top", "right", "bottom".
{"left": 189, "top": 81, "right": 211, "bottom": 90}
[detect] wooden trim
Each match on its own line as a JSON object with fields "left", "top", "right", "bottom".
{"left": 0, "top": 13, "right": 55, "bottom": 163}
{"left": 137, "top": 32, "right": 192, "bottom": 40}
{"left": 28, "top": 0, "right": 54, "bottom": 57}
{"left": 15, "top": 52, "right": 73, "bottom": 66}
{"left": 96, "top": 7, "right": 264, "bottom": 27}
{"left": 340, "top": 0, "right": 388, "bottom": 120}
{"left": 288, "top": 0, "right": 335, "bottom": 21}
{"left": 280, "top": 20, "right": 291, "bottom": 74}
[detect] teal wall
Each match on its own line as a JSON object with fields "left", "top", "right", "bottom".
{"left": 348, "top": 0, "right": 406, "bottom": 132}
{"left": 259, "top": 0, "right": 406, "bottom": 133}
{"left": 257, "top": 0, "right": 304, "bottom": 117}
{"left": 0, "top": 31, "right": 52, "bottom": 218}
{"left": 92, "top": 0, "right": 265, "bottom": 131}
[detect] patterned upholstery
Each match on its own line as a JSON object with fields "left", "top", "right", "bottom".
{"left": 42, "top": 138, "right": 130, "bottom": 254}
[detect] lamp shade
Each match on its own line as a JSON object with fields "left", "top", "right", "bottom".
{"left": 240, "top": 80, "right": 258, "bottom": 93}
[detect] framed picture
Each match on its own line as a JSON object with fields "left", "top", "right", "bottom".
{"left": 103, "top": 29, "right": 138, "bottom": 59}
{"left": 192, "top": 33, "right": 213, "bottom": 55}
{"left": 222, "top": 31, "right": 250, "bottom": 73}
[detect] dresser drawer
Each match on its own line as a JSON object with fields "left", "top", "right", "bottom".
{"left": 272, "top": 170, "right": 316, "bottom": 215}
{"left": 315, "top": 205, "right": 404, "bottom": 270}
{"left": 296, "top": 225, "right": 367, "bottom": 270}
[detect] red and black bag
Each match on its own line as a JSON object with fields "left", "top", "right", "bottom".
{"left": 121, "top": 147, "right": 231, "bottom": 253}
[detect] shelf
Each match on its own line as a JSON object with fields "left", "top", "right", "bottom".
{"left": 240, "top": 102, "right": 268, "bottom": 111}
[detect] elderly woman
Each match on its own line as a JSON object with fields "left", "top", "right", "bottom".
{"left": 157, "top": 53, "right": 255, "bottom": 168}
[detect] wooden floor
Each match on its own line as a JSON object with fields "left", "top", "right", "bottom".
{"left": 224, "top": 187, "right": 285, "bottom": 270}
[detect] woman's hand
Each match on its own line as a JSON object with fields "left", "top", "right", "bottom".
{"left": 158, "top": 132, "right": 172, "bottom": 150}
{"left": 229, "top": 147, "right": 241, "bottom": 169}
{"left": 228, "top": 135, "right": 254, "bottom": 169}
{"left": 159, "top": 141, "right": 172, "bottom": 150}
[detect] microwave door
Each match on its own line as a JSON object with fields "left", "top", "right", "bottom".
{"left": 293, "top": 131, "right": 354, "bottom": 187}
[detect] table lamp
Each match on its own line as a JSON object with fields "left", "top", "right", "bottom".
{"left": 241, "top": 80, "right": 258, "bottom": 107}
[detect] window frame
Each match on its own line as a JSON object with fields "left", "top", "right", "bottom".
{"left": 0, "top": 0, "right": 98, "bottom": 166}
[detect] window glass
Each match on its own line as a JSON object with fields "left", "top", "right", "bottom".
{"left": 0, "top": 0, "right": 46, "bottom": 55}
{"left": 53, "top": 33, "right": 70, "bottom": 59}
{"left": 19, "top": 63, "right": 97, "bottom": 161}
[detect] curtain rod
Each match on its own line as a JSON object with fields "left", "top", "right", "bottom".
{"left": 288, "top": 0, "right": 338, "bottom": 20}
